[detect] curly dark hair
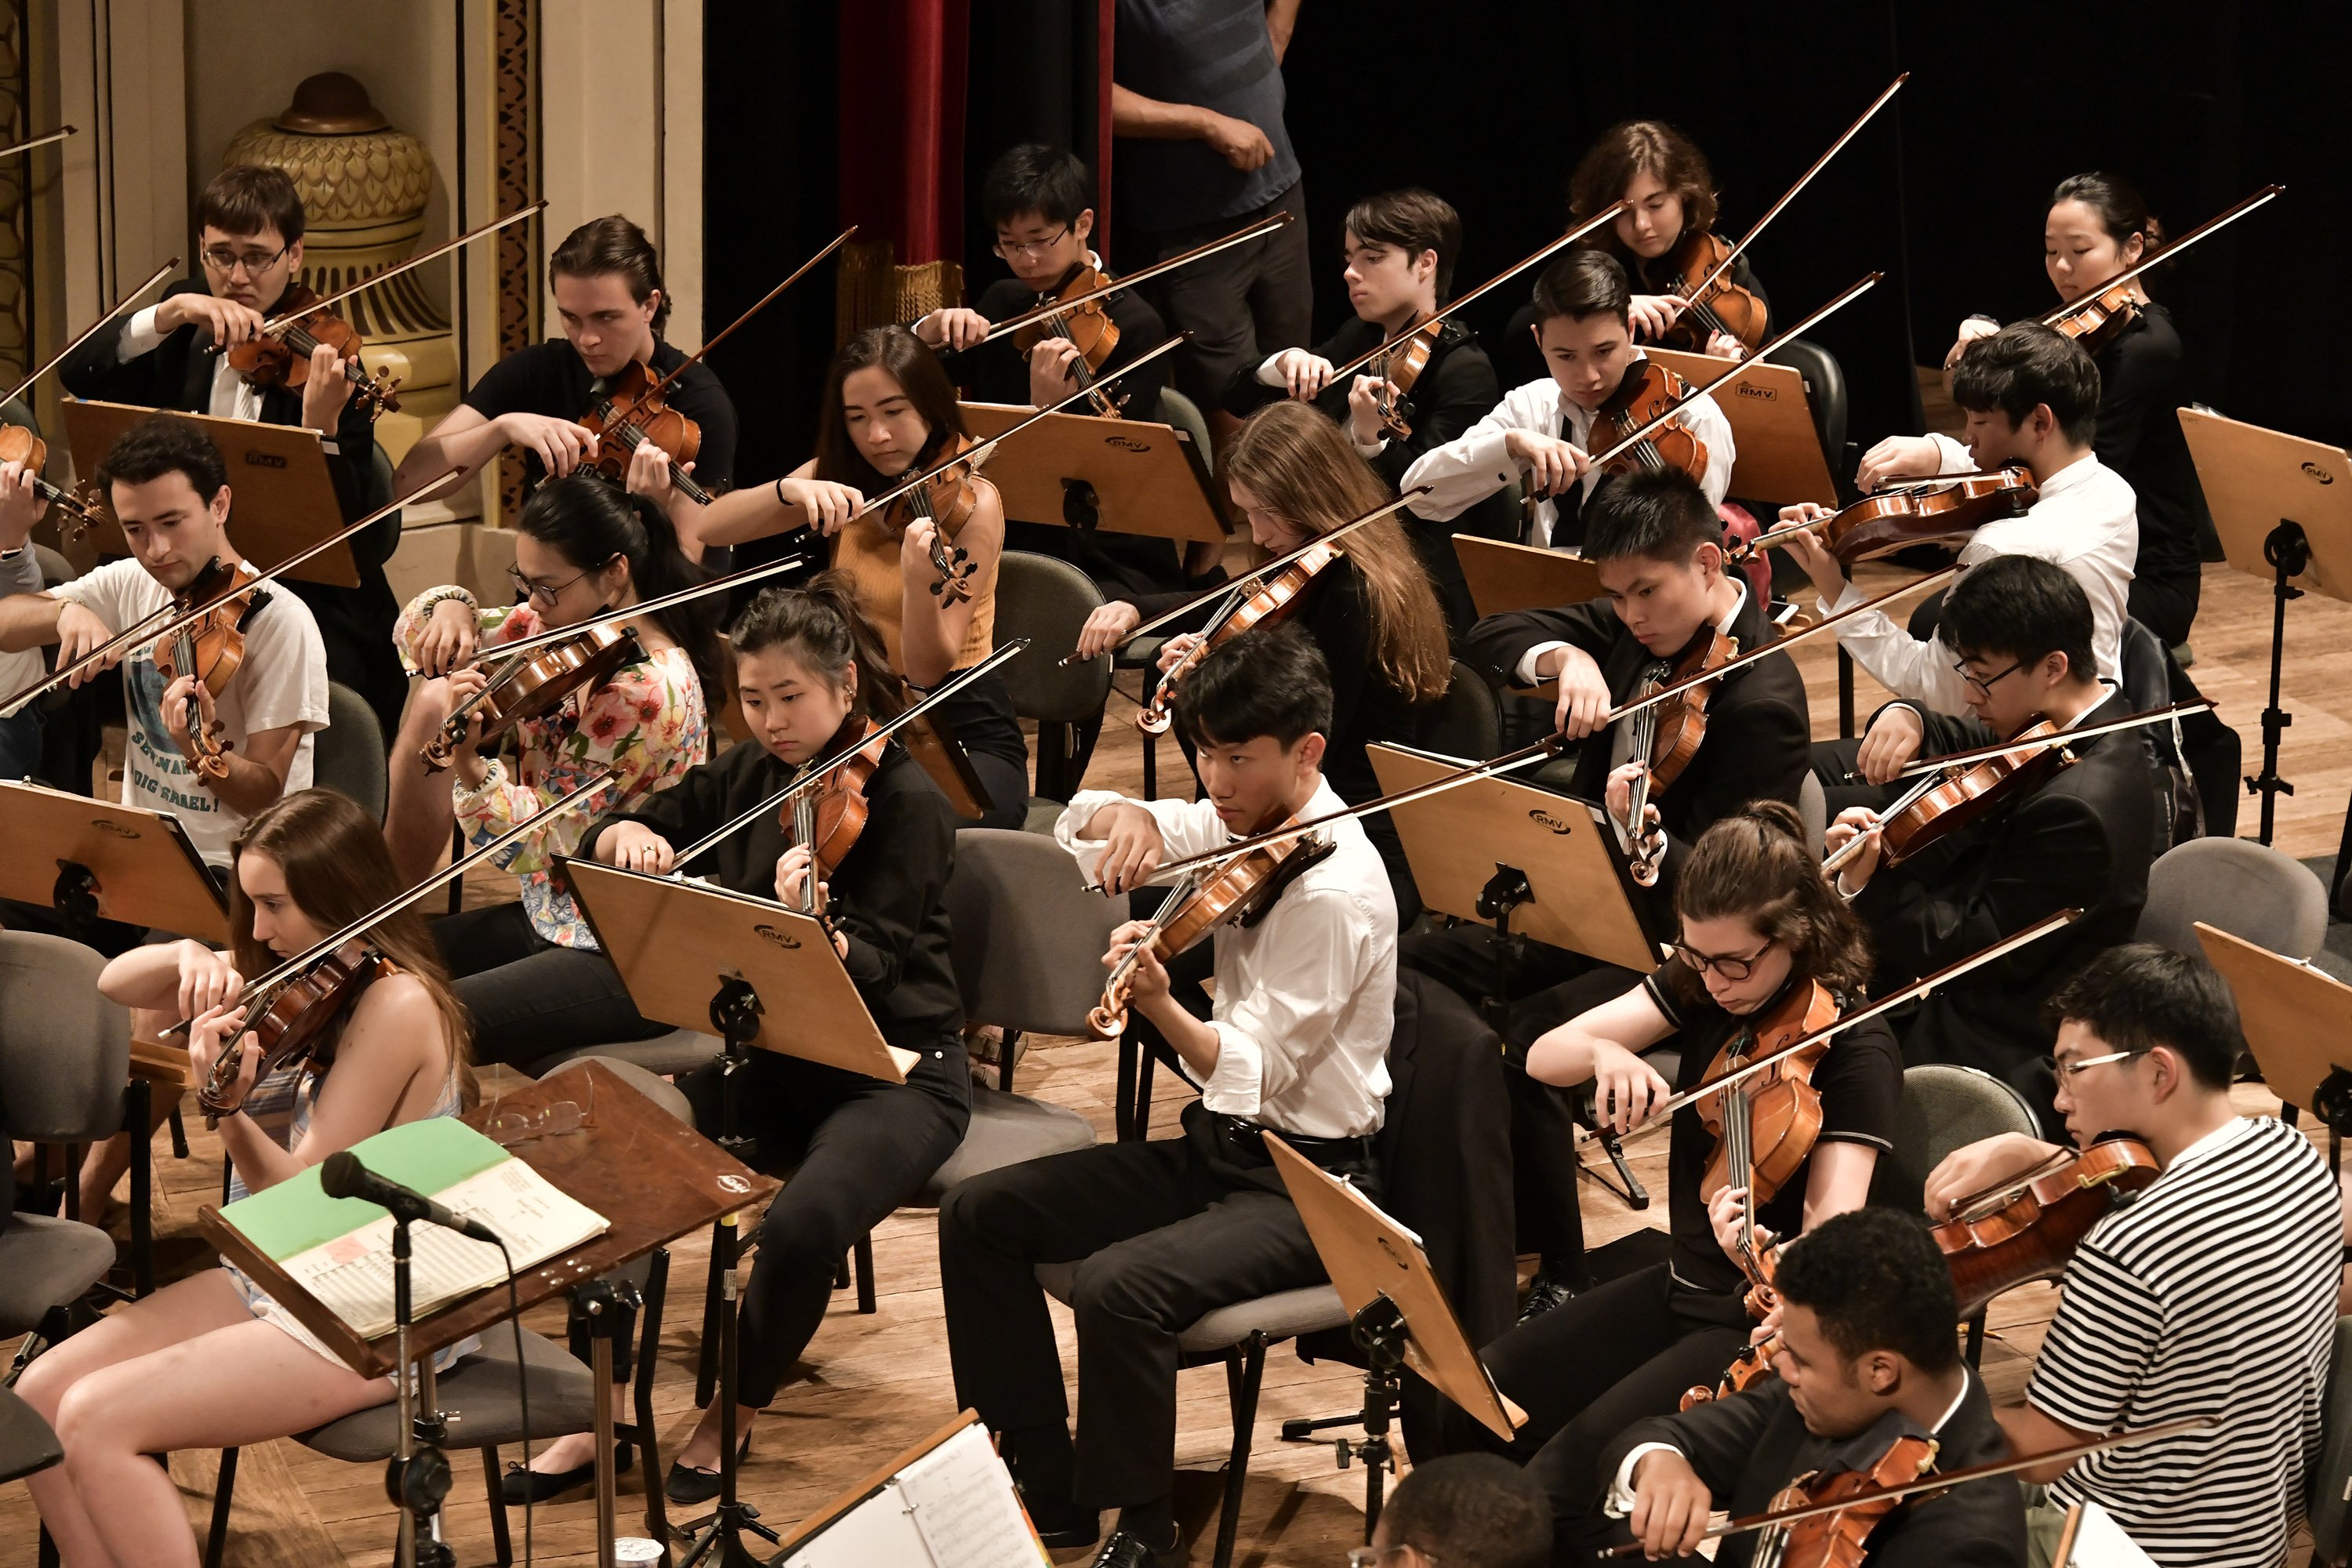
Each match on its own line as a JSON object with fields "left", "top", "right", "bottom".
{"left": 1774, "top": 1208, "right": 1961, "bottom": 1374}
{"left": 1663, "top": 799, "right": 1873, "bottom": 1013}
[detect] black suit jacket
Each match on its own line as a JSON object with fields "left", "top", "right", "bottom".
{"left": 1855, "top": 692, "right": 2158, "bottom": 1127}
{"left": 1465, "top": 584, "right": 1810, "bottom": 913}
{"left": 56, "top": 276, "right": 405, "bottom": 731}
{"left": 1596, "top": 1374, "right": 2027, "bottom": 1568}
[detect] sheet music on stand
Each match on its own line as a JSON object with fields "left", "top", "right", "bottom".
{"left": 774, "top": 1413, "right": 1048, "bottom": 1568}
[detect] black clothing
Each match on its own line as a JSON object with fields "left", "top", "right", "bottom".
{"left": 1854, "top": 692, "right": 2159, "bottom": 1133}
{"left": 1494, "top": 245, "right": 1769, "bottom": 393}
{"left": 1595, "top": 1374, "right": 2028, "bottom": 1568}
{"left": 945, "top": 273, "right": 1189, "bottom": 599}
{"left": 461, "top": 338, "right": 739, "bottom": 504}
{"left": 1140, "top": 182, "right": 1316, "bottom": 411}
{"left": 57, "top": 275, "right": 406, "bottom": 737}
{"left": 1219, "top": 316, "right": 1519, "bottom": 637}
{"left": 930, "top": 667, "right": 1032, "bottom": 831}
{"left": 2096, "top": 303, "right": 2209, "bottom": 636}
{"left": 431, "top": 901, "right": 662, "bottom": 1066}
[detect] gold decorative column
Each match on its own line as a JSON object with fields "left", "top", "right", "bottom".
{"left": 223, "top": 72, "right": 456, "bottom": 463}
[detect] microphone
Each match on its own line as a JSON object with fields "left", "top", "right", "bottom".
{"left": 320, "top": 1150, "right": 502, "bottom": 1245}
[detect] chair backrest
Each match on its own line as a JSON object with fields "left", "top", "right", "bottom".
{"left": 1798, "top": 773, "right": 1828, "bottom": 858}
{"left": 993, "top": 550, "right": 1111, "bottom": 724}
{"left": 1878, "top": 1064, "right": 2040, "bottom": 1212}
{"left": 0, "top": 931, "right": 131, "bottom": 1142}
{"left": 942, "top": 828, "right": 1127, "bottom": 1036}
{"left": 2309, "top": 1316, "right": 2352, "bottom": 1565}
{"left": 1157, "top": 387, "right": 1214, "bottom": 471}
{"left": 1764, "top": 339, "right": 1848, "bottom": 478}
{"left": 547, "top": 1055, "right": 693, "bottom": 1127}
{"left": 31, "top": 543, "right": 72, "bottom": 588}
{"left": 2117, "top": 616, "right": 2172, "bottom": 714}
{"left": 2138, "top": 836, "right": 2328, "bottom": 962}
{"left": 1415, "top": 659, "right": 1501, "bottom": 762}
{"left": 316, "top": 681, "right": 390, "bottom": 821}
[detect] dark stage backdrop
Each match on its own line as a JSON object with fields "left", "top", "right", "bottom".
{"left": 706, "top": 2, "right": 2351, "bottom": 498}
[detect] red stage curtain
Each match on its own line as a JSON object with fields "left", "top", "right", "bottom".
{"left": 837, "top": 0, "right": 971, "bottom": 262}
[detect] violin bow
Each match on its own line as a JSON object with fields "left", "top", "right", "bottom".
{"left": 0, "top": 257, "right": 181, "bottom": 412}
{"left": 477, "top": 336, "right": 1191, "bottom": 666}
{"left": 2039, "top": 183, "right": 2282, "bottom": 326}
{"left": 1599, "top": 1414, "right": 2213, "bottom": 1558}
{"left": 1682, "top": 75, "right": 1907, "bottom": 315}
{"left": 1112, "top": 561, "right": 1960, "bottom": 891}
{"left": 651, "top": 640, "right": 1030, "bottom": 869}
{"left": 1058, "top": 485, "right": 1435, "bottom": 667}
{"left": 0, "top": 126, "right": 74, "bottom": 162}
{"left": 977, "top": 214, "right": 1294, "bottom": 345}
{"left": 159, "top": 768, "right": 615, "bottom": 1040}
{"left": 0, "top": 467, "right": 468, "bottom": 718}
{"left": 258, "top": 202, "right": 547, "bottom": 336}
{"left": 1319, "top": 203, "right": 1632, "bottom": 386}
{"left": 1882, "top": 700, "right": 2216, "bottom": 778}
{"left": 630, "top": 227, "right": 856, "bottom": 406}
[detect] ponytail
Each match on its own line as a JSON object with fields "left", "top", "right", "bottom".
{"left": 514, "top": 473, "right": 724, "bottom": 693}
{"left": 729, "top": 571, "right": 910, "bottom": 722}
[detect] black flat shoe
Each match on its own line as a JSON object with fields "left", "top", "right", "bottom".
{"left": 1021, "top": 1495, "right": 1099, "bottom": 1550}
{"left": 1515, "top": 1267, "right": 1584, "bottom": 1326}
{"left": 665, "top": 1432, "right": 752, "bottom": 1505}
{"left": 501, "top": 1442, "right": 634, "bottom": 1504}
{"left": 1089, "top": 1529, "right": 1181, "bottom": 1568}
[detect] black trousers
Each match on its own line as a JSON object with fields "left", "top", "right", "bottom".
{"left": 1476, "top": 1261, "right": 1747, "bottom": 1566}
{"left": 1142, "top": 181, "right": 1315, "bottom": 409}
{"left": 938, "top": 1102, "right": 1377, "bottom": 1511}
{"left": 2128, "top": 568, "right": 2200, "bottom": 649}
{"left": 432, "top": 902, "right": 664, "bottom": 1068}
{"left": 683, "top": 1042, "right": 969, "bottom": 1406}
{"left": 1497, "top": 965, "right": 1646, "bottom": 1275}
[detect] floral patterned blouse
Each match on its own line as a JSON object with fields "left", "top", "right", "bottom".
{"left": 394, "top": 587, "right": 710, "bottom": 949}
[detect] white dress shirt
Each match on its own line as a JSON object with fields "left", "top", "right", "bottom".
{"left": 1818, "top": 443, "right": 2136, "bottom": 713}
{"left": 1055, "top": 779, "right": 1397, "bottom": 1139}
{"left": 1400, "top": 373, "right": 1735, "bottom": 546}
{"left": 116, "top": 307, "right": 342, "bottom": 453}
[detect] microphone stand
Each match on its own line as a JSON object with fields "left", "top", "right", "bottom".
{"left": 387, "top": 1214, "right": 456, "bottom": 1568}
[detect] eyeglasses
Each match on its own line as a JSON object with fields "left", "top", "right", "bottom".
{"left": 506, "top": 560, "right": 606, "bottom": 607}
{"left": 993, "top": 226, "right": 1071, "bottom": 261}
{"left": 1670, "top": 936, "right": 1776, "bottom": 982}
{"left": 485, "top": 1074, "right": 596, "bottom": 1146}
{"left": 2048, "top": 1048, "right": 2142, "bottom": 1085}
{"left": 200, "top": 242, "right": 291, "bottom": 278}
{"left": 1347, "top": 1548, "right": 1430, "bottom": 1568}
{"left": 1951, "top": 655, "right": 2026, "bottom": 702}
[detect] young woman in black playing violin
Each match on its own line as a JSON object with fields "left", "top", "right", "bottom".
{"left": 674, "top": 325, "right": 1029, "bottom": 829}
{"left": 1472, "top": 802, "right": 1898, "bottom": 1561}
{"left": 579, "top": 575, "right": 970, "bottom": 1502}
{"left": 22, "top": 789, "right": 474, "bottom": 1568}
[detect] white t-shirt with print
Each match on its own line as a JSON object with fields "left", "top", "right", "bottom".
{"left": 49, "top": 559, "right": 328, "bottom": 863}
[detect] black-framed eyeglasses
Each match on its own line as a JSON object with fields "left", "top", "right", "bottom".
{"left": 507, "top": 559, "right": 608, "bottom": 607}
{"left": 993, "top": 225, "right": 1072, "bottom": 260}
{"left": 200, "top": 241, "right": 291, "bottom": 278}
{"left": 1670, "top": 935, "right": 1776, "bottom": 981}
{"left": 1951, "top": 655, "right": 2027, "bottom": 702}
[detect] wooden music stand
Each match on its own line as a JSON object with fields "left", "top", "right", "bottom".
{"left": 0, "top": 778, "right": 227, "bottom": 942}
{"left": 1649, "top": 347, "right": 1838, "bottom": 507}
{"left": 769, "top": 1409, "right": 1048, "bottom": 1566}
{"left": 959, "top": 401, "right": 1231, "bottom": 543}
{"left": 198, "top": 1061, "right": 781, "bottom": 1551}
{"left": 562, "top": 858, "right": 916, "bottom": 1083}
{"left": 2180, "top": 409, "right": 2352, "bottom": 866}
{"left": 1454, "top": 535, "right": 1606, "bottom": 620}
{"left": 61, "top": 398, "right": 360, "bottom": 587}
{"left": 2194, "top": 921, "right": 2352, "bottom": 1167}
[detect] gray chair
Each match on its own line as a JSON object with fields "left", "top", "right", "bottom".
{"left": 993, "top": 550, "right": 1112, "bottom": 805}
{"left": 31, "top": 543, "right": 72, "bottom": 588}
{"left": 2309, "top": 1315, "right": 2352, "bottom": 1566}
{"left": 1158, "top": 387, "right": 1214, "bottom": 472}
{"left": 205, "top": 1058, "right": 685, "bottom": 1568}
{"left": 0, "top": 932, "right": 135, "bottom": 1314}
{"left": 1417, "top": 659, "right": 1501, "bottom": 763}
{"left": 528, "top": 1027, "right": 724, "bottom": 1082}
{"left": 939, "top": 828, "right": 1126, "bottom": 1094}
{"left": 1764, "top": 339, "right": 1849, "bottom": 486}
{"left": 0, "top": 1386, "right": 60, "bottom": 1483}
{"left": 315, "top": 681, "right": 389, "bottom": 822}
{"left": 2137, "top": 837, "right": 2328, "bottom": 962}
{"left": 1887, "top": 1063, "right": 2041, "bottom": 1364}
{"left": 1798, "top": 774, "right": 1828, "bottom": 859}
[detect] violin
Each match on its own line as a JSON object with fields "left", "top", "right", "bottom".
{"left": 1621, "top": 626, "right": 1738, "bottom": 885}
{"left": 1011, "top": 259, "right": 1124, "bottom": 419}
{"left": 223, "top": 283, "right": 401, "bottom": 420}
{"left": 1088, "top": 809, "right": 1338, "bottom": 1037}
{"left": 1360, "top": 321, "right": 1443, "bottom": 441}
{"left": 2049, "top": 283, "right": 2143, "bottom": 358}
{"left": 1751, "top": 1432, "right": 1941, "bottom": 1568}
{"left": 878, "top": 432, "right": 983, "bottom": 601}
{"left": 421, "top": 622, "right": 641, "bottom": 774}
{"left": 1681, "top": 1331, "right": 1782, "bottom": 1410}
{"left": 1134, "top": 540, "right": 1342, "bottom": 737}
{"left": 1696, "top": 976, "right": 1842, "bottom": 1211}
{"left": 1824, "top": 717, "right": 2075, "bottom": 877}
{"left": 1738, "top": 467, "right": 2038, "bottom": 569}
{"left": 1653, "top": 230, "right": 1768, "bottom": 354}
{"left": 196, "top": 939, "right": 393, "bottom": 1127}
{"left": 581, "top": 360, "right": 713, "bottom": 505}
{"left": 1933, "top": 1136, "right": 2161, "bottom": 1317}
{"left": 783, "top": 714, "right": 890, "bottom": 916}
{"left": 0, "top": 425, "right": 106, "bottom": 546}
{"left": 153, "top": 557, "right": 270, "bottom": 780}
{"left": 1592, "top": 357, "right": 1709, "bottom": 483}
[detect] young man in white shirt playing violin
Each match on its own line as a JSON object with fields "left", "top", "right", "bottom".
{"left": 938, "top": 623, "right": 1395, "bottom": 1568}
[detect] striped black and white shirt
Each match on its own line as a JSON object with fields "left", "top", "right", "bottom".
{"left": 2028, "top": 1116, "right": 2338, "bottom": 1567}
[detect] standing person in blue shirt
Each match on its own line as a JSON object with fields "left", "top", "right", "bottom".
{"left": 1112, "top": 0, "right": 1312, "bottom": 445}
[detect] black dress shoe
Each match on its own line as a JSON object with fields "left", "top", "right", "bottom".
{"left": 1515, "top": 1267, "right": 1584, "bottom": 1325}
{"left": 500, "top": 1442, "right": 634, "bottom": 1504}
{"left": 665, "top": 1432, "right": 752, "bottom": 1505}
{"left": 1020, "top": 1495, "right": 1098, "bottom": 1550}
{"left": 1089, "top": 1530, "right": 1182, "bottom": 1568}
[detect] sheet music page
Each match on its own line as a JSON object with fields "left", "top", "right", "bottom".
{"left": 775, "top": 1481, "right": 934, "bottom": 1568}
{"left": 895, "top": 1422, "right": 1048, "bottom": 1568}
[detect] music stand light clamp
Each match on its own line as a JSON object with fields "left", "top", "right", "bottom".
{"left": 1062, "top": 477, "right": 1101, "bottom": 532}
{"left": 2247, "top": 517, "right": 2308, "bottom": 844}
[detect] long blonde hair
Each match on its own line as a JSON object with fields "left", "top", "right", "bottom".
{"left": 1222, "top": 401, "right": 1451, "bottom": 704}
